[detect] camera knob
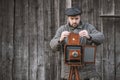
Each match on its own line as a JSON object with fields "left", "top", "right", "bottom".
{"left": 72, "top": 38, "right": 75, "bottom": 41}
{"left": 72, "top": 51, "right": 78, "bottom": 58}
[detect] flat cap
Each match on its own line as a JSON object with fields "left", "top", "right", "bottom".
{"left": 65, "top": 7, "right": 82, "bottom": 16}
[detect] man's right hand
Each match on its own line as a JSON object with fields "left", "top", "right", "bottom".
{"left": 59, "top": 31, "right": 70, "bottom": 42}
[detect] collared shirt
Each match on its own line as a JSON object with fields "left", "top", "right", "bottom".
{"left": 50, "top": 22, "right": 105, "bottom": 51}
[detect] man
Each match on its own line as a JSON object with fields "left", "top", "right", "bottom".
{"left": 50, "top": 7, "right": 105, "bottom": 80}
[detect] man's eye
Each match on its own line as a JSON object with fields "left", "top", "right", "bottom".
{"left": 75, "top": 18, "right": 78, "bottom": 20}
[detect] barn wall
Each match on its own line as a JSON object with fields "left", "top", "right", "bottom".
{"left": 100, "top": 0, "right": 120, "bottom": 80}
{"left": 0, "top": 0, "right": 68, "bottom": 80}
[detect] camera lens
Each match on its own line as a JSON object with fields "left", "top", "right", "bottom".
{"left": 72, "top": 51, "right": 78, "bottom": 58}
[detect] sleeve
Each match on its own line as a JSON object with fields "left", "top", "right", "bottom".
{"left": 87, "top": 24, "right": 105, "bottom": 45}
{"left": 50, "top": 26, "right": 65, "bottom": 51}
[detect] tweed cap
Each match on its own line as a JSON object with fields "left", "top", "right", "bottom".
{"left": 65, "top": 7, "right": 82, "bottom": 16}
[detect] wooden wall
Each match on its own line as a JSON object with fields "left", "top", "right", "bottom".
{"left": 0, "top": 0, "right": 120, "bottom": 80}
{"left": 0, "top": 0, "right": 65, "bottom": 80}
{"left": 100, "top": 0, "right": 120, "bottom": 80}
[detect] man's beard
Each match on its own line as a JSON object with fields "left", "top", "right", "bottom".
{"left": 70, "top": 23, "right": 78, "bottom": 28}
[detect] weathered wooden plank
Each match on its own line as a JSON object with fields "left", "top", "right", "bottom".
{"left": 115, "top": 0, "right": 120, "bottom": 15}
{"left": 43, "top": 0, "right": 52, "bottom": 79}
{"left": 50, "top": 0, "right": 58, "bottom": 80}
{"left": 114, "top": 0, "right": 120, "bottom": 80}
{"left": 53, "top": 0, "right": 67, "bottom": 80}
{"left": 59, "top": 0, "right": 66, "bottom": 25}
{"left": 115, "top": 18, "right": 120, "bottom": 80}
{"left": 92, "top": 1, "right": 105, "bottom": 79}
{"left": 28, "top": 0, "right": 38, "bottom": 80}
{"left": 13, "top": 0, "right": 24, "bottom": 80}
{"left": 102, "top": 18, "right": 115, "bottom": 80}
{"left": 86, "top": 0, "right": 95, "bottom": 27}
{"left": 51, "top": 0, "right": 63, "bottom": 80}
{"left": 43, "top": 0, "right": 67, "bottom": 80}
{"left": 20, "top": 0, "right": 29, "bottom": 80}
{"left": 12, "top": 0, "right": 29, "bottom": 80}
{"left": 5, "top": 0, "right": 14, "bottom": 80}
{"left": 101, "top": 0, "right": 114, "bottom": 15}
{"left": 0, "top": 0, "right": 14, "bottom": 80}
{"left": 80, "top": 0, "right": 90, "bottom": 22}
{"left": 0, "top": 0, "right": 3, "bottom": 80}
{"left": 36, "top": 0, "right": 45, "bottom": 80}
{"left": 72, "top": 0, "right": 81, "bottom": 7}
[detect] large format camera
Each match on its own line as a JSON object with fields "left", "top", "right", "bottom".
{"left": 64, "top": 33, "right": 96, "bottom": 66}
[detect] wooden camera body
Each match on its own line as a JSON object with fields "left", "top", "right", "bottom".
{"left": 64, "top": 33, "right": 96, "bottom": 66}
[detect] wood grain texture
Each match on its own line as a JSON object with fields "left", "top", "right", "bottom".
{"left": 0, "top": 0, "right": 14, "bottom": 80}
{"left": 36, "top": 0, "right": 45, "bottom": 80}
{"left": 28, "top": 0, "right": 38, "bottom": 80}
{"left": 115, "top": 18, "right": 120, "bottom": 80}
{"left": 101, "top": 0, "right": 115, "bottom": 15}
{"left": 115, "top": 0, "right": 120, "bottom": 15}
{"left": 102, "top": 18, "right": 115, "bottom": 80}
{"left": 13, "top": 0, "right": 29, "bottom": 80}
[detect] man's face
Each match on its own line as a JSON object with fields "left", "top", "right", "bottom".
{"left": 67, "top": 15, "right": 81, "bottom": 28}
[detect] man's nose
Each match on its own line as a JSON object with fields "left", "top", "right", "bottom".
{"left": 73, "top": 19, "right": 76, "bottom": 23}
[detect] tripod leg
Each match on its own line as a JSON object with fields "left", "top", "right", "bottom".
{"left": 68, "top": 66, "right": 80, "bottom": 80}
{"left": 68, "top": 67, "right": 74, "bottom": 80}
{"left": 75, "top": 66, "right": 80, "bottom": 80}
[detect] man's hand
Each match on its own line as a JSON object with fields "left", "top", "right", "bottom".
{"left": 79, "top": 30, "right": 90, "bottom": 39}
{"left": 60, "top": 31, "right": 70, "bottom": 42}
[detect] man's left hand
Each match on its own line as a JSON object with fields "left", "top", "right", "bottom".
{"left": 79, "top": 30, "right": 90, "bottom": 39}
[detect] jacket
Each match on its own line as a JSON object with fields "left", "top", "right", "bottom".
{"left": 50, "top": 22, "right": 104, "bottom": 51}
{"left": 50, "top": 22, "right": 105, "bottom": 79}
